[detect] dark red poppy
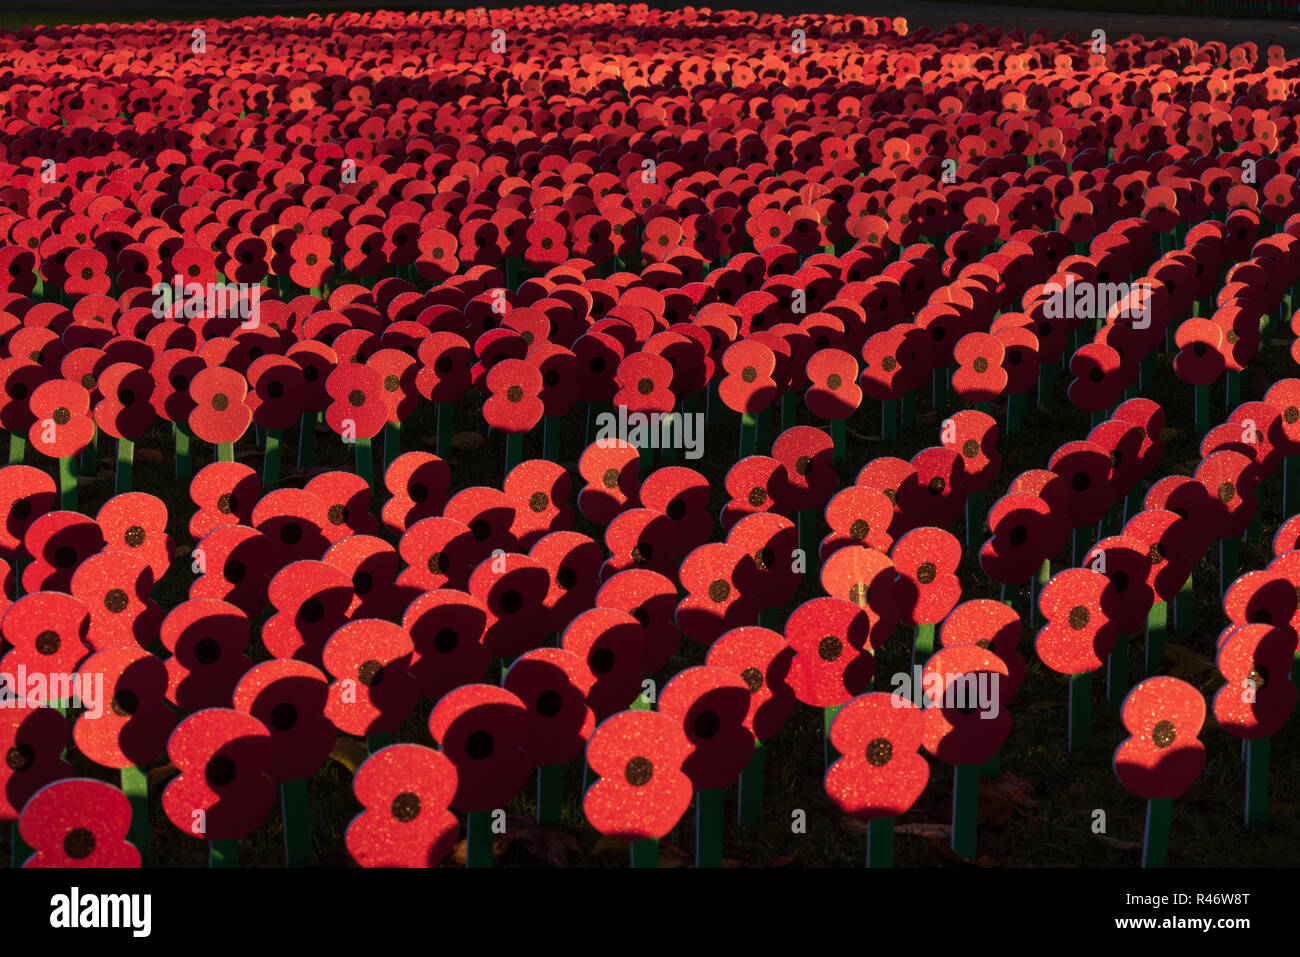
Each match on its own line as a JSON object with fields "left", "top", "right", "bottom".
{"left": 158, "top": 598, "right": 251, "bottom": 711}
{"left": 561, "top": 607, "right": 646, "bottom": 720}
{"left": 601, "top": 507, "right": 677, "bottom": 580}
{"left": 659, "top": 665, "right": 754, "bottom": 791}
{"left": 252, "top": 488, "right": 331, "bottom": 571}
{"left": 21, "top": 511, "right": 104, "bottom": 595}
{"left": 504, "top": 459, "right": 573, "bottom": 549}
{"left": 1213, "top": 623, "right": 1297, "bottom": 739}
{"left": 190, "top": 524, "right": 273, "bottom": 618}
{"left": 231, "top": 659, "right": 335, "bottom": 782}
{"left": 504, "top": 647, "right": 594, "bottom": 767}
{"left": 427, "top": 684, "right": 531, "bottom": 812}
{"left": 717, "top": 339, "right": 778, "bottom": 414}
{"left": 346, "top": 744, "right": 460, "bottom": 868}
{"left": 187, "top": 366, "right": 252, "bottom": 446}
{"left": 595, "top": 568, "right": 681, "bottom": 676}
{"left": 941, "top": 599, "right": 1026, "bottom": 698}
{"left": 467, "top": 551, "right": 552, "bottom": 659}
{"left": 1082, "top": 535, "right": 1157, "bottom": 635}
{"left": 245, "top": 355, "right": 304, "bottom": 432}
{"left": 675, "top": 542, "right": 762, "bottom": 647}
{"left": 1049, "top": 440, "right": 1115, "bottom": 528}
{"left": 805, "top": 348, "right": 862, "bottom": 420}
{"left": 951, "top": 332, "right": 1008, "bottom": 403}
{"left": 946, "top": 409, "right": 1002, "bottom": 493}
{"left": 529, "top": 530, "right": 603, "bottom": 630}
{"left": 416, "top": 331, "right": 472, "bottom": 405}
{"left": 583, "top": 709, "right": 693, "bottom": 840}
{"left": 722, "top": 455, "right": 786, "bottom": 531}
{"left": 162, "top": 708, "right": 274, "bottom": 841}
{"left": 899, "top": 447, "right": 965, "bottom": 531}
{"left": 640, "top": 466, "right": 711, "bottom": 558}
{"left": 920, "top": 646, "right": 1011, "bottom": 765}
{"left": 1195, "top": 449, "right": 1260, "bottom": 539}
{"left": 71, "top": 645, "right": 173, "bottom": 770}
{"left": 0, "top": 465, "right": 55, "bottom": 562}
{"left": 403, "top": 589, "right": 490, "bottom": 704}
{"left": 772, "top": 426, "right": 839, "bottom": 514}
{"left": 380, "top": 452, "right": 450, "bottom": 535}
{"left": 0, "top": 707, "right": 71, "bottom": 821}
{"left": 1172, "top": 318, "right": 1226, "bottom": 386}
{"left": 1113, "top": 677, "right": 1206, "bottom": 800}
{"left": 17, "top": 778, "right": 139, "bottom": 868}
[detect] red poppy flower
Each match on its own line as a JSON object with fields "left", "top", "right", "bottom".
{"left": 772, "top": 425, "right": 839, "bottom": 513}
{"left": 920, "top": 645, "right": 1011, "bottom": 765}
{"left": 482, "top": 357, "right": 545, "bottom": 434}
{"left": 188, "top": 366, "right": 252, "bottom": 445}
{"left": 718, "top": 339, "right": 778, "bottom": 414}
{"left": 416, "top": 332, "right": 472, "bottom": 404}
{"left": 0, "top": 707, "right": 72, "bottom": 820}
{"left": 252, "top": 488, "right": 331, "bottom": 571}
{"left": 1122, "top": 509, "right": 1198, "bottom": 604}
{"left": 1212, "top": 623, "right": 1297, "bottom": 740}
{"left": 898, "top": 447, "right": 965, "bottom": 531}
{"left": 232, "top": 659, "right": 335, "bottom": 782}
{"left": 72, "top": 645, "right": 173, "bottom": 770}
{"left": 395, "top": 515, "right": 479, "bottom": 593}
{"left": 21, "top": 511, "right": 104, "bottom": 595}
{"left": 727, "top": 511, "right": 801, "bottom": 611}
{"left": 1082, "top": 535, "right": 1157, "bottom": 635}
{"left": 158, "top": 597, "right": 251, "bottom": 711}
{"left": 162, "top": 708, "right": 274, "bottom": 841}
{"left": 503, "top": 459, "right": 573, "bottom": 549}
{"left": 96, "top": 493, "right": 172, "bottom": 583}
{"left": 245, "top": 355, "right": 304, "bottom": 432}
{"left": 613, "top": 352, "right": 676, "bottom": 415}
{"left": 504, "top": 648, "right": 595, "bottom": 767}
{"left": 529, "top": 530, "right": 603, "bottom": 630}
{"left": 583, "top": 710, "right": 693, "bottom": 840}
{"left": 721, "top": 455, "right": 786, "bottom": 531}
{"left": 946, "top": 409, "right": 1002, "bottom": 493}
{"left": 90, "top": 362, "right": 154, "bottom": 441}
{"left": 1195, "top": 450, "right": 1260, "bottom": 539}
{"left": 1049, "top": 440, "right": 1114, "bottom": 528}
{"left": 891, "top": 528, "right": 962, "bottom": 626}
{"left": 950, "top": 332, "right": 1008, "bottom": 403}
{"left": 70, "top": 550, "right": 162, "bottom": 653}
{"left": 325, "top": 363, "right": 387, "bottom": 440}
{"left": 0, "top": 358, "right": 45, "bottom": 436}
{"left": 1172, "top": 318, "right": 1226, "bottom": 386}
{"left": 346, "top": 743, "right": 460, "bottom": 869}
{"left": 380, "top": 452, "right": 450, "bottom": 535}
{"left": 675, "top": 542, "right": 762, "bottom": 647}
{"left": 467, "top": 551, "right": 552, "bottom": 659}
{"left": 784, "top": 596, "right": 877, "bottom": 707}
{"left": 404, "top": 589, "right": 491, "bottom": 704}
{"left": 427, "top": 684, "right": 532, "bottom": 812}
{"left": 18, "top": 778, "right": 139, "bottom": 868}
{"left": 190, "top": 524, "right": 273, "bottom": 619}
{"left": 705, "top": 626, "right": 796, "bottom": 742}
{"left": 27, "top": 379, "right": 95, "bottom": 459}
{"left": 561, "top": 607, "right": 646, "bottom": 721}
{"left": 821, "top": 485, "right": 895, "bottom": 559}
{"left": 601, "top": 507, "right": 677, "bottom": 580}
{"left": 980, "top": 490, "right": 1063, "bottom": 585}
{"left": 0, "top": 465, "right": 55, "bottom": 561}
{"left": 659, "top": 665, "right": 754, "bottom": 791}
{"left": 596, "top": 568, "right": 681, "bottom": 675}
{"left": 1113, "top": 677, "right": 1206, "bottom": 800}
{"left": 323, "top": 620, "right": 419, "bottom": 736}
{"left": 188, "top": 462, "right": 260, "bottom": 542}
{"left": 804, "top": 348, "right": 862, "bottom": 420}
{"left": 0, "top": 592, "right": 91, "bottom": 698}
{"left": 826, "top": 693, "right": 929, "bottom": 819}
{"left": 578, "top": 438, "right": 642, "bottom": 525}
{"left": 941, "top": 598, "right": 1027, "bottom": 698}
{"left": 640, "top": 466, "right": 712, "bottom": 558}
{"left": 1035, "top": 568, "right": 1121, "bottom": 674}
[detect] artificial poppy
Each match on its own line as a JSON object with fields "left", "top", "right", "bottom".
{"left": 189, "top": 524, "right": 273, "bottom": 619}
{"left": 1112, "top": 676, "right": 1207, "bottom": 800}
{"left": 940, "top": 599, "right": 1027, "bottom": 699}
{"left": 951, "top": 332, "right": 1008, "bottom": 403}
{"left": 322, "top": 620, "right": 419, "bottom": 736}
{"left": 825, "top": 692, "right": 929, "bottom": 819}
{"left": 68, "top": 550, "right": 162, "bottom": 653}
{"left": 96, "top": 493, "right": 172, "bottom": 583}
{"left": 232, "top": 659, "right": 336, "bottom": 782}
{"left": 381, "top": 452, "right": 451, "bottom": 535}
{"left": 577, "top": 438, "right": 641, "bottom": 525}
{"left": 159, "top": 598, "right": 251, "bottom": 711}
{"left": 717, "top": 339, "right": 778, "bottom": 414}
{"left": 675, "top": 542, "right": 762, "bottom": 647}
{"left": 504, "top": 648, "right": 595, "bottom": 767}
{"left": 188, "top": 461, "right": 260, "bottom": 542}
{"left": 346, "top": 744, "right": 460, "bottom": 868}
{"left": 21, "top": 510, "right": 104, "bottom": 595}
{"left": 427, "top": 684, "right": 532, "bottom": 812}
{"left": 252, "top": 488, "right": 331, "bottom": 571}
{"left": 187, "top": 366, "right": 253, "bottom": 446}
{"left": 562, "top": 607, "right": 647, "bottom": 720}
{"left": 583, "top": 709, "right": 693, "bottom": 840}
{"left": 0, "top": 592, "right": 91, "bottom": 699}
{"left": 596, "top": 568, "right": 681, "bottom": 676}
{"left": 805, "top": 348, "right": 862, "bottom": 420}
{"left": 772, "top": 425, "right": 839, "bottom": 514}
{"left": 0, "top": 465, "right": 55, "bottom": 561}
{"left": 503, "top": 459, "right": 573, "bottom": 549}
{"left": 920, "top": 645, "right": 1011, "bottom": 765}
{"left": 659, "top": 666, "right": 754, "bottom": 791}
{"left": 72, "top": 645, "right": 173, "bottom": 770}
{"left": 1082, "top": 535, "right": 1157, "bottom": 635}
{"left": 404, "top": 589, "right": 491, "bottom": 704}
{"left": 325, "top": 363, "right": 387, "bottom": 440}
{"left": 530, "top": 530, "right": 603, "bottom": 630}
{"left": 18, "top": 778, "right": 139, "bottom": 868}
{"left": 26, "top": 378, "right": 95, "bottom": 459}
{"left": 467, "top": 551, "right": 552, "bottom": 659}
{"left": 784, "top": 596, "right": 877, "bottom": 707}
{"left": 1035, "top": 568, "right": 1121, "bottom": 675}
{"left": 162, "top": 708, "right": 274, "bottom": 841}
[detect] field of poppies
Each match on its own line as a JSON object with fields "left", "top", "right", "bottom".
{"left": 1, "top": 5, "right": 1300, "bottom": 871}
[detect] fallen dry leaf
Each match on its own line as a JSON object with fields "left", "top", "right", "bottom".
{"left": 1165, "top": 643, "right": 1215, "bottom": 680}
{"left": 1097, "top": 835, "right": 1140, "bottom": 850}
{"left": 147, "top": 762, "right": 178, "bottom": 788}
{"left": 328, "top": 737, "right": 368, "bottom": 774}
{"left": 452, "top": 431, "right": 485, "bottom": 451}
{"left": 978, "top": 772, "right": 1039, "bottom": 828}
{"left": 894, "top": 822, "right": 952, "bottom": 840}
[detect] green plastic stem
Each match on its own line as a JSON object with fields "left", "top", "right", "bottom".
{"left": 437, "top": 402, "right": 455, "bottom": 458}
{"left": 8, "top": 434, "right": 24, "bottom": 465}
{"left": 1245, "top": 736, "right": 1270, "bottom": 827}
{"left": 1146, "top": 602, "right": 1167, "bottom": 672}
{"left": 542, "top": 416, "right": 560, "bottom": 462}
{"left": 281, "top": 777, "right": 311, "bottom": 867}
{"left": 209, "top": 839, "right": 239, "bottom": 868}
{"left": 175, "top": 422, "right": 192, "bottom": 482}
{"left": 1194, "top": 384, "right": 1209, "bottom": 434}
{"left": 217, "top": 442, "right": 235, "bottom": 462}
{"left": 1107, "top": 633, "right": 1130, "bottom": 709}
{"left": 824, "top": 703, "right": 842, "bottom": 768}
{"left": 630, "top": 837, "right": 658, "bottom": 868}
{"left": 695, "top": 788, "right": 723, "bottom": 868}
{"left": 1220, "top": 536, "right": 1240, "bottom": 599}
{"left": 882, "top": 398, "right": 898, "bottom": 444}
{"left": 466, "top": 809, "right": 494, "bottom": 868}
{"left": 354, "top": 434, "right": 374, "bottom": 490}
{"left": 80, "top": 425, "right": 97, "bottom": 476}
{"left": 912, "top": 623, "right": 936, "bottom": 705}
{"left": 738, "top": 739, "right": 765, "bottom": 826}
{"left": 384, "top": 421, "right": 401, "bottom": 474}
{"left": 263, "top": 429, "right": 282, "bottom": 486}
{"left": 297, "top": 410, "right": 317, "bottom": 468}
{"left": 866, "top": 815, "right": 894, "bottom": 868}
{"left": 537, "top": 763, "right": 563, "bottom": 824}
{"left": 830, "top": 417, "right": 847, "bottom": 467}
{"left": 1068, "top": 671, "right": 1091, "bottom": 752}
{"left": 1142, "top": 798, "right": 1171, "bottom": 868}
{"left": 951, "top": 764, "right": 979, "bottom": 858}
{"left": 58, "top": 455, "right": 77, "bottom": 510}
{"left": 121, "top": 765, "right": 149, "bottom": 862}
{"left": 739, "top": 411, "right": 757, "bottom": 458}
{"left": 781, "top": 390, "right": 797, "bottom": 435}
